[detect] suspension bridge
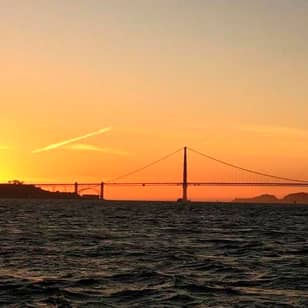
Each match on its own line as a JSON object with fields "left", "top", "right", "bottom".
{"left": 33, "top": 147, "right": 308, "bottom": 201}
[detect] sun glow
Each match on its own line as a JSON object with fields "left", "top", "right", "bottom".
{"left": 1, "top": 1, "right": 308, "bottom": 199}
{"left": 0, "top": 164, "right": 13, "bottom": 183}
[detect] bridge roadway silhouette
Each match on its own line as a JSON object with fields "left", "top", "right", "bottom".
{"left": 33, "top": 147, "right": 308, "bottom": 201}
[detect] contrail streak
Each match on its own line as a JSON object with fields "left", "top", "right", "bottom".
{"left": 33, "top": 127, "right": 111, "bottom": 153}
{"left": 68, "top": 144, "right": 129, "bottom": 156}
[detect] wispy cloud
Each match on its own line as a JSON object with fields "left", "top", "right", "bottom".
{"left": 241, "top": 124, "right": 308, "bottom": 138}
{"left": 68, "top": 143, "right": 130, "bottom": 156}
{"left": 32, "top": 127, "right": 111, "bottom": 153}
{"left": 0, "top": 146, "right": 9, "bottom": 150}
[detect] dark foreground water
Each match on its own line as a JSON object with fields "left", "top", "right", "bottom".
{"left": 0, "top": 200, "right": 307, "bottom": 307}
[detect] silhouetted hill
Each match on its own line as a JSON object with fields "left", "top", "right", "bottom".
{"left": 234, "top": 192, "right": 308, "bottom": 204}
{"left": 0, "top": 184, "right": 79, "bottom": 199}
{"left": 234, "top": 194, "right": 279, "bottom": 204}
{"left": 282, "top": 192, "right": 308, "bottom": 204}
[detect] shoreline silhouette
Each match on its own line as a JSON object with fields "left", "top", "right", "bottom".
{"left": 234, "top": 192, "right": 308, "bottom": 204}
{"left": 1, "top": 182, "right": 308, "bottom": 204}
{"left": 0, "top": 183, "right": 79, "bottom": 199}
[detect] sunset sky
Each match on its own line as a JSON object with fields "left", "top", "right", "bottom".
{"left": 1, "top": 1, "right": 308, "bottom": 200}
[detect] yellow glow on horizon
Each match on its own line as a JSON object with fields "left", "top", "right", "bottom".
{"left": 0, "top": 155, "right": 15, "bottom": 183}
{"left": 1, "top": 1, "right": 308, "bottom": 199}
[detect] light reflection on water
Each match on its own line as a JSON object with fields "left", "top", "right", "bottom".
{"left": 0, "top": 199, "right": 307, "bottom": 307}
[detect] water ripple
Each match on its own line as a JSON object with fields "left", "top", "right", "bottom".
{"left": 0, "top": 200, "right": 307, "bottom": 306}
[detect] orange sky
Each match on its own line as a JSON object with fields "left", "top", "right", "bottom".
{"left": 1, "top": 1, "right": 308, "bottom": 200}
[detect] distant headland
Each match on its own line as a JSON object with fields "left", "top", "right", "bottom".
{"left": 234, "top": 193, "right": 308, "bottom": 204}
{"left": 0, "top": 182, "right": 79, "bottom": 199}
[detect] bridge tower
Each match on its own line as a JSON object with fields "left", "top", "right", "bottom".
{"left": 74, "top": 182, "right": 79, "bottom": 196}
{"left": 182, "top": 146, "right": 188, "bottom": 201}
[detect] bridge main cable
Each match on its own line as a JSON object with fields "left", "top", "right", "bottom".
{"left": 188, "top": 147, "right": 308, "bottom": 183}
{"left": 106, "top": 147, "right": 183, "bottom": 183}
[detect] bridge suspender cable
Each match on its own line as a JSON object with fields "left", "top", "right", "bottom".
{"left": 32, "top": 146, "right": 308, "bottom": 201}
{"left": 188, "top": 147, "right": 308, "bottom": 183}
{"left": 107, "top": 146, "right": 308, "bottom": 184}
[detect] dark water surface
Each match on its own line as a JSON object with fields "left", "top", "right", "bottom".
{"left": 0, "top": 200, "right": 307, "bottom": 307}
